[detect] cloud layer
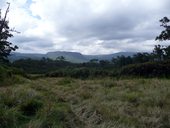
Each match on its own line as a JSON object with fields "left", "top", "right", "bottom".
{"left": 1, "top": 0, "right": 170, "bottom": 54}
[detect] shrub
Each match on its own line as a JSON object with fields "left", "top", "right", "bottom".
{"left": 39, "top": 103, "right": 71, "bottom": 128}
{"left": 57, "top": 78, "right": 74, "bottom": 86}
{"left": 20, "top": 99, "right": 43, "bottom": 116}
{"left": 70, "top": 68, "right": 90, "bottom": 79}
{"left": 120, "top": 60, "right": 170, "bottom": 77}
{"left": 0, "top": 66, "right": 12, "bottom": 86}
{"left": 0, "top": 108, "right": 19, "bottom": 128}
{"left": 0, "top": 66, "right": 27, "bottom": 86}
{"left": 46, "top": 67, "right": 113, "bottom": 79}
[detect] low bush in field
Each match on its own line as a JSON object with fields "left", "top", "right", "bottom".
{"left": 20, "top": 99, "right": 43, "bottom": 116}
{"left": 0, "top": 66, "right": 27, "bottom": 86}
{"left": 0, "top": 66, "right": 11, "bottom": 80}
{"left": 0, "top": 88, "right": 44, "bottom": 128}
{"left": 46, "top": 67, "right": 91, "bottom": 78}
{"left": 46, "top": 67, "right": 113, "bottom": 79}
{"left": 120, "top": 60, "right": 170, "bottom": 77}
{"left": 46, "top": 60, "right": 170, "bottom": 78}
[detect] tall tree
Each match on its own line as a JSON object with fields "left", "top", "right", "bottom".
{"left": 0, "top": 3, "right": 18, "bottom": 63}
{"left": 56, "top": 56, "right": 65, "bottom": 61}
{"left": 133, "top": 53, "right": 151, "bottom": 63}
{"left": 153, "top": 45, "right": 164, "bottom": 61}
{"left": 163, "top": 45, "right": 170, "bottom": 59}
{"left": 156, "top": 17, "right": 170, "bottom": 41}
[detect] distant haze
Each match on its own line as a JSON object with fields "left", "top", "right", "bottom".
{"left": 10, "top": 51, "right": 136, "bottom": 63}
{"left": 1, "top": 0, "right": 170, "bottom": 54}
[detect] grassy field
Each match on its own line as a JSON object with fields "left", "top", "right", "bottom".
{"left": 0, "top": 77, "right": 170, "bottom": 128}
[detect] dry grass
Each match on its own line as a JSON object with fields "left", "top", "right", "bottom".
{"left": 0, "top": 77, "right": 170, "bottom": 128}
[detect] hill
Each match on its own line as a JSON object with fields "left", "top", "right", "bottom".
{"left": 46, "top": 51, "right": 87, "bottom": 63}
{"left": 84, "top": 52, "right": 135, "bottom": 60}
{"left": 9, "top": 51, "right": 136, "bottom": 63}
{"left": 9, "top": 53, "right": 44, "bottom": 61}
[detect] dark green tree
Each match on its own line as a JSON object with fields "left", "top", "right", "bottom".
{"left": 0, "top": 3, "right": 18, "bottom": 63}
{"left": 99, "top": 60, "right": 110, "bottom": 67}
{"left": 156, "top": 17, "right": 170, "bottom": 41}
{"left": 56, "top": 56, "right": 65, "bottom": 61}
{"left": 153, "top": 45, "right": 164, "bottom": 61}
{"left": 89, "top": 59, "right": 99, "bottom": 63}
{"left": 163, "top": 45, "right": 170, "bottom": 59}
{"left": 133, "top": 53, "right": 151, "bottom": 63}
{"left": 112, "top": 55, "right": 132, "bottom": 67}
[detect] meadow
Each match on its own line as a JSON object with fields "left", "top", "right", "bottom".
{"left": 0, "top": 76, "right": 170, "bottom": 128}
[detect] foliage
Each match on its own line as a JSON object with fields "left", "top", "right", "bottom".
{"left": 20, "top": 99, "right": 43, "bottom": 116}
{"left": 156, "top": 17, "right": 170, "bottom": 41}
{"left": 46, "top": 67, "right": 113, "bottom": 79}
{"left": 12, "top": 58, "right": 73, "bottom": 74}
{"left": 133, "top": 53, "right": 151, "bottom": 63}
{"left": 120, "top": 60, "right": 170, "bottom": 77}
{"left": 56, "top": 56, "right": 66, "bottom": 61}
{"left": 0, "top": 65, "right": 26, "bottom": 86}
{"left": 153, "top": 45, "right": 164, "bottom": 61}
{"left": 0, "top": 3, "right": 18, "bottom": 63}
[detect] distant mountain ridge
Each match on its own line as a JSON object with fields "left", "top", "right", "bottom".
{"left": 46, "top": 51, "right": 88, "bottom": 63}
{"left": 9, "top": 51, "right": 136, "bottom": 63}
{"left": 84, "top": 52, "right": 135, "bottom": 60}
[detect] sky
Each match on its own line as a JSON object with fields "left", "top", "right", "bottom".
{"left": 0, "top": 0, "right": 170, "bottom": 55}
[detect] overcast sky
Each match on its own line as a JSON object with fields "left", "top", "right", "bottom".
{"left": 0, "top": 0, "right": 170, "bottom": 54}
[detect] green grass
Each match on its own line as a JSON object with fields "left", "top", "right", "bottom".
{"left": 0, "top": 77, "right": 170, "bottom": 128}
{"left": 0, "top": 66, "right": 27, "bottom": 86}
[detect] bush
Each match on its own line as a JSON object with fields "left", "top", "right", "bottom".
{"left": 0, "top": 66, "right": 27, "bottom": 86}
{"left": 0, "top": 108, "right": 20, "bottom": 128}
{"left": 39, "top": 103, "right": 71, "bottom": 128}
{"left": 0, "top": 66, "right": 12, "bottom": 85}
{"left": 46, "top": 67, "right": 113, "bottom": 79}
{"left": 70, "top": 68, "right": 90, "bottom": 79}
{"left": 120, "top": 60, "right": 170, "bottom": 77}
{"left": 57, "top": 78, "right": 74, "bottom": 86}
{"left": 20, "top": 99, "right": 43, "bottom": 116}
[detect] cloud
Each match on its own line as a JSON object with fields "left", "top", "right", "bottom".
{"left": 1, "top": 0, "right": 170, "bottom": 54}
{"left": 0, "top": 0, "right": 5, "bottom": 6}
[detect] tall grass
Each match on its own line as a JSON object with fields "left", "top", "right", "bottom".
{"left": 0, "top": 66, "right": 27, "bottom": 86}
{"left": 0, "top": 77, "right": 170, "bottom": 127}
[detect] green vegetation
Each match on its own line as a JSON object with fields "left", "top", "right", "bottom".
{"left": 0, "top": 65, "right": 26, "bottom": 86}
{"left": 120, "top": 60, "right": 170, "bottom": 77}
{"left": 156, "top": 17, "right": 170, "bottom": 41}
{"left": 11, "top": 56, "right": 170, "bottom": 78}
{"left": 0, "top": 3, "right": 18, "bottom": 63}
{"left": 0, "top": 77, "right": 170, "bottom": 128}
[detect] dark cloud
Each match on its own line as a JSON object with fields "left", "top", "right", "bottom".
{"left": 11, "top": 36, "right": 43, "bottom": 43}
{"left": 57, "top": 2, "right": 165, "bottom": 44}
{"left": 10, "top": 35, "right": 55, "bottom": 52}
{"left": 2, "top": 0, "right": 170, "bottom": 54}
